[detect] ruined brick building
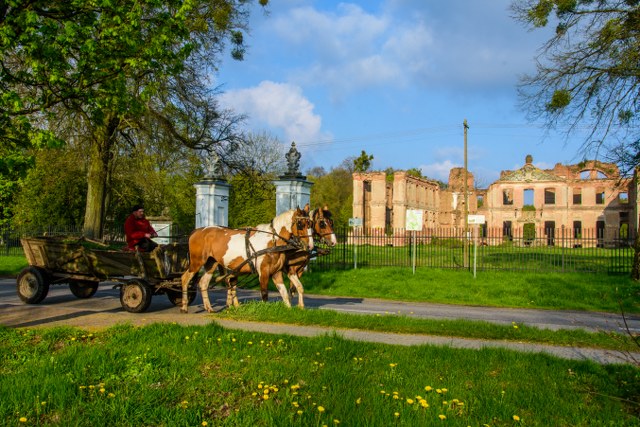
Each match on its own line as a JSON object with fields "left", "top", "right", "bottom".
{"left": 352, "top": 155, "right": 636, "bottom": 244}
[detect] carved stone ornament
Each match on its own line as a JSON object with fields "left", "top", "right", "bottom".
{"left": 500, "top": 163, "right": 563, "bottom": 183}
{"left": 285, "top": 142, "right": 302, "bottom": 176}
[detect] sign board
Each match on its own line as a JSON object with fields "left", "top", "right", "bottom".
{"left": 348, "top": 217, "right": 363, "bottom": 227}
{"left": 467, "top": 214, "right": 486, "bottom": 225}
{"left": 405, "top": 209, "right": 424, "bottom": 231}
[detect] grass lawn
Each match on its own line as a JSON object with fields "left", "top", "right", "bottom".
{"left": 1, "top": 323, "right": 639, "bottom": 426}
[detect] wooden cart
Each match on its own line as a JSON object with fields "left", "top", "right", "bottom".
{"left": 17, "top": 236, "right": 194, "bottom": 313}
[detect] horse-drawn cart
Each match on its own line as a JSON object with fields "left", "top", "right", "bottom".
{"left": 17, "top": 236, "right": 194, "bottom": 313}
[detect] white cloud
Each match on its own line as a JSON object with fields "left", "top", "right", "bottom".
{"left": 219, "top": 81, "right": 328, "bottom": 145}
{"left": 259, "top": 1, "right": 550, "bottom": 97}
{"left": 420, "top": 159, "right": 458, "bottom": 182}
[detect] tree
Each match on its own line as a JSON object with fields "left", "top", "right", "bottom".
{"left": 309, "top": 163, "right": 354, "bottom": 230}
{"left": 353, "top": 150, "right": 374, "bottom": 172}
{"left": 512, "top": 0, "right": 640, "bottom": 174}
{"left": 228, "top": 172, "right": 276, "bottom": 228}
{"left": 1, "top": 0, "right": 266, "bottom": 238}
{"left": 12, "top": 147, "right": 87, "bottom": 228}
{"left": 513, "top": 0, "right": 640, "bottom": 279}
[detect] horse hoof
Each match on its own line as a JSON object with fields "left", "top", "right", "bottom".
{"left": 180, "top": 308, "right": 188, "bottom": 314}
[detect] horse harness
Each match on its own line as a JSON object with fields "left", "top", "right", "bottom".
{"left": 235, "top": 220, "right": 309, "bottom": 276}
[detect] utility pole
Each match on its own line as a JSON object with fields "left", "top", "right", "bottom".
{"left": 463, "top": 119, "right": 469, "bottom": 269}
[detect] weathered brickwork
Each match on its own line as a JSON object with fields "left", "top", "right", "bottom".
{"left": 353, "top": 156, "right": 637, "bottom": 244}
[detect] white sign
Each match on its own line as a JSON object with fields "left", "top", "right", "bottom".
{"left": 405, "top": 209, "right": 423, "bottom": 231}
{"left": 467, "top": 214, "right": 486, "bottom": 225}
{"left": 349, "top": 217, "right": 363, "bottom": 227}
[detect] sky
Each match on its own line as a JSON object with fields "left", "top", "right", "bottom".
{"left": 215, "top": 0, "right": 591, "bottom": 186}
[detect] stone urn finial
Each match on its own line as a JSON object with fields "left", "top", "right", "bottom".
{"left": 525, "top": 154, "right": 533, "bottom": 165}
{"left": 285, "top": 142, "right": 302, "bottom": 177}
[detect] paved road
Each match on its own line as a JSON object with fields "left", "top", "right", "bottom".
{"left": 1, "top": 278, "right": 639, "bottom": 365}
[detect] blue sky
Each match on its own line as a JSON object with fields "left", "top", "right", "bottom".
{"left": 215, "top": 0, "right": 590, "bottom": 185}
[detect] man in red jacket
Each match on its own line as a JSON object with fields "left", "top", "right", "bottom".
{"left": 124, "top": 205, "right": 158, "bottom": 252}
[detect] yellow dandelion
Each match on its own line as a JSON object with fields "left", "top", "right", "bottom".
{"left": 263, "top": 395, "right": 269, "bottom": 400}
{"left": 251, "top": 392, "right": 257, "bottom": 397}
{"left": 185, "top": 336, "right": 190, "bottom": 340}
{"left": 394, "top": 412, "right": 400, "bottom": 418}
{"left": 318, "top": 406, "right": 325, "bottom": 413}
{"left": 284, "top": 379, "right": 289, "bottom": 384}
{"left": 436, "top": 389, "right": 442, "bottom": 394}
{"left": 420, "top": 400, "right": 429, "bottom": 408}
{"left": 41, "top": 401, "right": 47, "bottom": 406}
{"left": 19, "top": 417, "right": 27, "bottom": 423}
{"left": 263, "top": 389, "right": 270, "bottom": 394}
{"left": 389, "top": 363, "right": 397, "bottom": 368}
{"left": 356, "top": 397, "right": 362, "bottom": 405}
{"left": 380, "top": 390, "right": 386, "bottom": 394}
{"left": 202, "top": 422, "right": 208, "bottom": 427}
{"left": 513, "top": 415, "right": 520, "bottom": 422}
{"left": 406, "top": 398, "right": 414, "bottom": 404}
{"left": 107, "top": 393, "right": 115, "bottom": 398}
{"left": 248, "top": 341, "right": 253, "bottom": 345}
{"left": 393, "top": 395, "right": 399, "bottom": 400}
{"left": 333, "top": 420, "right": 340, "bottom": 424}
{"left": 89, "top": 385, "right": 95, "bottom": 389}
{"left": 439, "top": 414, "right": 446, "bottom": 420}
{"left": 99, "top": 388, "right": 105, "bottom": 393}
{"left": 425, "top": 386, "right": 433, "bottom": 392}
{"left": 291, "top": 384, "right": 301, "bottom": 391}
{"left": 443, "top": 401, "right": 448, "bottom": 405}
{"left": 292, "top": 402, "right": 299, "bottom": 408}
{"left": 297, "top": 410, "right": 303, "bottom": 415}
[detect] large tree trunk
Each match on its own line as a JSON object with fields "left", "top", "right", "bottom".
{"left": 82, "top": 117, "right": 118, "bottom": 239}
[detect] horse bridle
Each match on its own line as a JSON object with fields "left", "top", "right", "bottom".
{"left": 311, "top": 210, "right": 335, "bottom": 243}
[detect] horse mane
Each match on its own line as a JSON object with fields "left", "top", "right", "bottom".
{"left": 271, "top": 209, "right": 296, "bottom": 233}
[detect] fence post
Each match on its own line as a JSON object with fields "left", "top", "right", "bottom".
{"left": 561, "top": 224, "right": 565, "bottom": 273}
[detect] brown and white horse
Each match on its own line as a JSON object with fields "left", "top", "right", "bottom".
{"left": 180, "top": 208, "right": 313, "bottom": 313}
{"left": 284, "top": 205, "right": 337, "bottom": 308}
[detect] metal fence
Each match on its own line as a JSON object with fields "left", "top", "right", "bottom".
{"left": 2, "top": 224, "right": 634, "bottom": 274}
{"left": 310, "top": 226, "right": 635, "bottom": 274}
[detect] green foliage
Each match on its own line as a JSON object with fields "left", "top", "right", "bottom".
{"left": 12, "top": 148, "right": 86, "bottom": 227}
{"left": 309, "top": 164, "right": 353, "bottom": 230}
{"left": 0, "top": 0, "right": 264, "bottom": 236}
{"left": 514, "top": 0, "right": 640, "bottom": 174}
{"left": 523, "top": 222, "right": 536, "bottom": 241}
{"left": 228, "top": 172, "right": 276, "bottom": 227}
{"left": 546, "top": 89, "right": 571, "bottom": 111}
{"left": 406, "top": 167, "right": 423, "bottom": 178}
{"left": 353, "top": 150, "right": 374, "bottom": 172}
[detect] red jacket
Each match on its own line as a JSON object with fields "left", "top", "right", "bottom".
{"left": 124, "top": 214, "right": 157, "bottom": 250}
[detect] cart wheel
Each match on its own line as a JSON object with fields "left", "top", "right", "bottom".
{"left": 120, "top": 280, "right": 153, "bottom": 313}
{"left": 166, "top": 287, "right": 197, "bottom": 307}
{"left": 69, "top": 280, "right": 99, "bottom": 299}
{"left": 16, "top": 267, "right": 50, "bottom": 304}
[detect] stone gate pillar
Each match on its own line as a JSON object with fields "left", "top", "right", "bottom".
{"left": 194, "top": 153, "right": 230, "bottom": 228}
{"left": 273, "top": 142, "right": 313, "bottom": 215}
